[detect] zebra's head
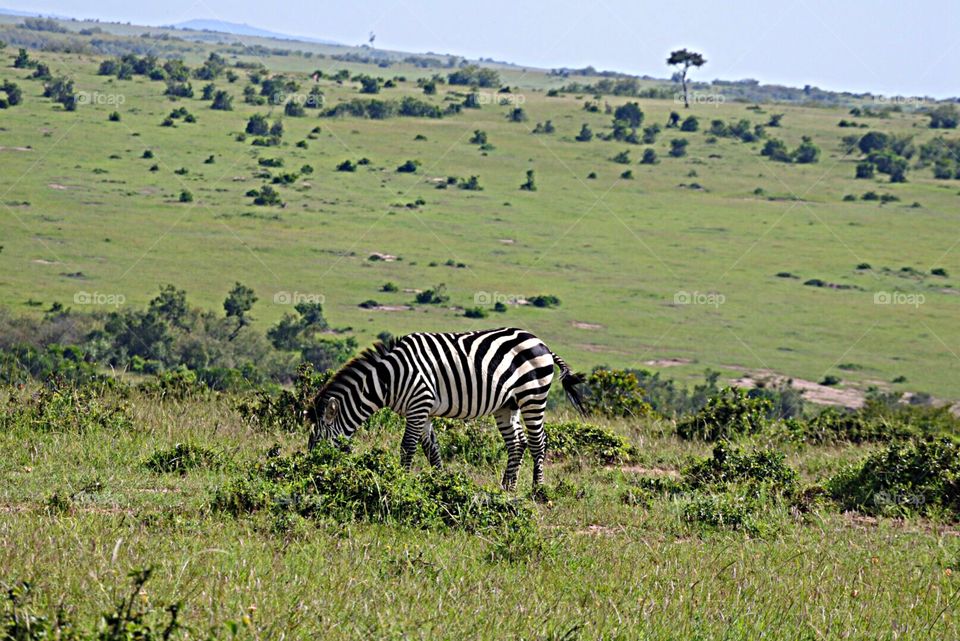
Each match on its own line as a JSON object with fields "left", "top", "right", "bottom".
{"left": 306, "top": 393, "right": 344, "bottom": 450}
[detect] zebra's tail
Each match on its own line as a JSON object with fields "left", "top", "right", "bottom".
{"left": 550, "top": 350, "right": 587, "bottom": 416}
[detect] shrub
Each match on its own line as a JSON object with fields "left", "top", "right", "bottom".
{"left": 827, "top": 438, "right": 960, "bottom": 519}
{"left": 856, "top": 161, "right": 875, "bottom": 179}
{"left": 612, "top": 150, "right": 631, "bottom": 164}
{"left": 435, "top": 417, "right": 503, "bottom": 467}
{"left": 507, "top": 107, "right": 527, "bottom": 122}
{"left": 575, "top": 124, "right": 593, "bottom": 142}
{"left": 144, "top": 442, "right": 223, "bottom": 474}
{"left": 545, "top": 421, "right": 638, "bottom": 464}
{"left": 245, "top": 113, "right": 272, "bottom": 135}
{"left": 676, "top": 387, "right": 770, "bottom": 441}
{"left": 415, "top": 284, "right": 449, "bottom": 305}
{"left": 178, "top": 189, "right": 193, "bottom": 203}
{"left": 214, "top": 442, "right": 532, "bottom": 532}
{"left": 793, "top": 138, "right": 820, "bottom": 163}
{"left": 520, "top": 169, "right": 536, "bottom": 191}
{"left": 761, "top": 138, "right": 791, "bottom": 162}
{"left": 1, "top": 379, "right": 132, "bottom": 433}
{"left": 336, "top": 159, "right": 358, "bottom": 172}
{"left": 397, "top": 159, "right": 419, "bottom": 173}
{"left": 669, "top": 138, "right": 688, "bottom": 157}
{"left": 464, "top": 307, "right": 487, "bottom": 319}
{"left": 211, "top": 90, "right": 233, "bottom": 110}
{"left": 527, "top": 294, "right": 560, "bottom": 308}
{"left": 284, "top": 99, "right": 305, "bottom": 116}
{"left": 681, "top": 492, "right": 766, "bottom": 534}
{"left": 458, "top": 176, "right": 482, "bottom": 191}
{"left": 682, "top": 441, "right": 798, "bottom": 491}
{"left": 251, "top": 184, "right": 283, "bottom": 206}
{"left": 235, "top": 364, "right": 329, "bottom": 432}
{"left": 581, "top": 369, "right": 654, "bottom": 418}
{"left": 640, "top": 148, "right": 658, "bottom": 164}
{"left": 680, "top": 115, "right": 699, "bottom": 132}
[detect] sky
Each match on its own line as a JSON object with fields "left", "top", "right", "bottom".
{"left": 4, "top": 0, "right": 958, "bottom": 97}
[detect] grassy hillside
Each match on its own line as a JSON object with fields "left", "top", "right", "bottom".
{"left": 0, "top": 42, "right": 958, "bottom": 402}
{"left": 1, "top": 382, "right": 958, "bottom": 640}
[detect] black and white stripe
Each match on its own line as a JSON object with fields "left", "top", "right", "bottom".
{"left": 307, "top": 327, "right": 585, "bottom": 490}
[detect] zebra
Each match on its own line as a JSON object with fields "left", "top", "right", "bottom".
{"left": 306, "top": 327, "right": 585, "bottom": 490}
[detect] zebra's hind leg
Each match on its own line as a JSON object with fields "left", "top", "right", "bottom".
{"left": 400, "top": 415, "right": 427, "bottom": 470}
{"left": 419, "top": 418, "right": 442, "bottom": 468}
{"left": 521, "top": 404, "right": 548, "bottom": 488}
{"left": 495, "top": 408, "right": 526, "bottom": 491}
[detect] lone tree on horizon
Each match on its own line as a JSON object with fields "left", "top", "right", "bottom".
{"left": 667, "top": 48, "right": 706, "bottom": 108}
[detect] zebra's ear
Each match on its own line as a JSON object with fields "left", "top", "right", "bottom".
{"left": 323, "top": 397, "right": 339, "bottom": 423}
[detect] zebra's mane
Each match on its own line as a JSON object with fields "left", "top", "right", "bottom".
{"left": 318, "top": 336, "right": 397, "bottom": 396}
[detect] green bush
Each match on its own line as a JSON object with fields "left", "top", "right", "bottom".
{"left": 545, "top": 421, "right": 638, "bottom": 464}
{"left": 682, "top": 441, "right": 798, "bottom": 491}
{"left": 681, "top": 492, "right": 768, "bottom": 534}
{"left": 435, "top": 417, "right": 503, "bottom": 467}
{"left": 143, "top": 442, "right": 223, "bottom": 474}
{"left": 215, "top": 442, "right": 533, "bottom": 532}
{"left": 235, "top": 363, "right": 329, "bottom": 432}
{"left": 1, "top": 379, "right": 132, "bottom": 433}
{"left": 676, "top": 387, "right": 770, "bottom": 441}
{"left": 827, "top": 438, "right": 960, "bottom": 519}
{"left": 581, "top": 369, "right": 654, "bottom": 418}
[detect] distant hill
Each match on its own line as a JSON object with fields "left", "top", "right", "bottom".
{"left": 169, "top": 19, "right": 340, "bottom": 45}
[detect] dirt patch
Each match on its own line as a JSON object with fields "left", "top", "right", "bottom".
{"left": 48, "top": 183, "right": 73, "bottom": 190}
{"left": 577, "top": 524, "right": 624, "bottom": 536}
{"left": 31, "top": 259, "right": 59, "bottom": 265}
{"left": 368, "top": 252, "right": 397, "bottom": 262}
{"left": 732, "top": 372, "right": 866, "bottom": 409}
{"left": 643, "top": 357, "right": 693, "bottom": 367}
{"left": 369, "top": 305, "right": 413, "bottom": 312}
{"left": 616, "top": 465, "right": 680, "bottom": 478}
{"left": 0, "top": 146, "right": 32, "bottom": 152}
{"left": 498, "top": 238, "right": 515, "bottom": 245}
{"left": 572, "top": 321, "right": 604, "bottom": 330}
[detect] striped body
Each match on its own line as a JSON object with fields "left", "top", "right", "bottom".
{"left": 308, "top": 327, "right": 584, "bottom": 489}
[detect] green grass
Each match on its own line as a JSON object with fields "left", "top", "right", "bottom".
{"left": 1, "top": 383, "right": 958, "bottom": 639}
{"left": 0, "top": 47, "right": 958, "bottom": 402}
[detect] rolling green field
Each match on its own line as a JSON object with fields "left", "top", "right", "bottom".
{"left": 1, "top": 41, "right": 958, "bottom": 403}
{"left": 2, "top": 26, "right": 960, "bottom": 641}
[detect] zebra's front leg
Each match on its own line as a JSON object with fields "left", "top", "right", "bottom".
{"left": 419, "top": 418, "right": 442, "bottom": 468}
{"left": 495, "top": 408, "right": 526, "bottom": 491}
{"left": 400, "top": 415, "right": 427, "bottom": 470}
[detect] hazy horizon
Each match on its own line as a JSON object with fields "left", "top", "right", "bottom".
{"left": 2, "top": 0, "right": 957, "bottom": 98}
